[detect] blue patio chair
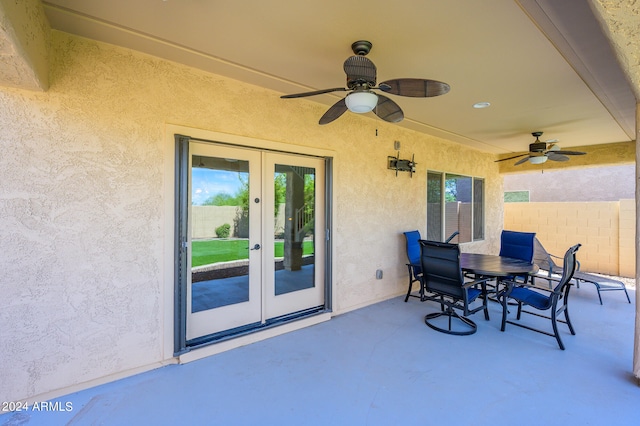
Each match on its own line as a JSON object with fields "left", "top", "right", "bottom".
{"left": 499, "top": 230, "right": 536, "bottom": 283}
{"left": 403, "top": 230, "right": 461, "bottom": 302}
{"left": 500, "top": 244, "right": 581, "bottom": 350}
{"left": 499, "top": 230, "right": 536, "bottom": 263}
{"left": 420, "top": 240, "right": 491, "bottom": 335}
{"left": 403, "top": 230, "right": 424, "bottom": 302}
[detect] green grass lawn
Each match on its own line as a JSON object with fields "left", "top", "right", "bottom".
{"left": 192, "top": 239, "right": 314, "bottom": 267}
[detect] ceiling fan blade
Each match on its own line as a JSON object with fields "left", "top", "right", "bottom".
{"left": 373, "top": 94, "right": 404, "bottom": 122}
{"left": 552, "top": 150, "right": 586, "bottom": 156}
{"left": 514, "top": 156, "right": 532, "bottom": 166}
{"left": 319, "top": 98, "right": 348, "bottom": 125}
{"left": 378, "top": 78, "right": 450, "bottom": 97}
{"left": 494, "top": 153, "right": 528, "bottom": 163}
{"left": 281, "top": 87, "right": 348, "bottom": 99}
{"left": 547, "top": 153, "right": 570, "bottom": 162}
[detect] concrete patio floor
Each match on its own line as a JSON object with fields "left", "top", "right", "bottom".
{"left": 2, "top": 285, "right": 638, "bottom": 426}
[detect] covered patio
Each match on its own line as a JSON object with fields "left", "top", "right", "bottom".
{"left": 3, "top": 285, "right": 636, "bottom": 425}
{"left": 2, "top": 0, "right": 640, "bottom": 415}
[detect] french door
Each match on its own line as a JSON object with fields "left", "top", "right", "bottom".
{"left": 177, "top": 139, "right": 326, "bottom": 344}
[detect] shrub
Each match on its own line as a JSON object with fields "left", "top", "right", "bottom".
{"left": 215, "top": 223, "right": 231, "bottom": 238}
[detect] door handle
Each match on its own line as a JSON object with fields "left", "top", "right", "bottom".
{"left": 250, "top": 244, "right": 261, "bottom": 250}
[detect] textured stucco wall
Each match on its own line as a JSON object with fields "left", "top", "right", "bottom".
{"left": 589, "top": 0, "right": 640, "bottom": 99}
{"left": 504, "top": 164, "right": 635, "bottom": 202}
{"left": 0, "top": 0, "right": 50, "bottom": 90}
{"left": 0, "top": 31, "right": 502, "bottom": 402}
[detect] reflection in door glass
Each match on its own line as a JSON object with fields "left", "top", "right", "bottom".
{"left": 427, "top": 172, "right": 443, "bottom": 241}
{"left": 274, "top": 164, "right": 315, "bottom": 295}
{"left": 190, "top": 155, "right": 250, "bottom": 312}
{"left": 444, "top": 174, "right": 472, "bottom": 243}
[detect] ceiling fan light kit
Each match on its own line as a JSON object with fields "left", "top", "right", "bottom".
{"left": 281, "top": 40, "right": 450, "bottom": 125}
{"left": 529, "top": 155, "right": 548, "bottom": 164}
{"left": 345, "top": 91, "right": 378, "bottom": 113}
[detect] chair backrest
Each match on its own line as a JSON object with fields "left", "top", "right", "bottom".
{"left": 499, "top": 230, "right": 536, "bottom": 262}
{"left": 419, "top": 240, "right": 465, "bottom": 299}
{"left": 533, "top": 237, "right": 561, "bottom": 273}
{"left": 403, "top": 230, "right": 422, "bottom": 267}
{"left": 553, "top": 244, "right": 582, "bottom": 292}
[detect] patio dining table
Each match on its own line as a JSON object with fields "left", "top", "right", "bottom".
{"left": 459, "top": 253, "right": 538, "bottom": 279}
{"left": 459, "top": 252, "right": 539, "bottom": 326}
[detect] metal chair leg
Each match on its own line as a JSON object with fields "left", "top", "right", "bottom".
{"left": 424, "top": 308, "right": 477, "bottom": 336}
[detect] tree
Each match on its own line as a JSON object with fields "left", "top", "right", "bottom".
{"left": 202, "top": 193, "right": 238, "bottom": 206}
{"left": 274, "top": 173, "right": 286, "bottom": 216}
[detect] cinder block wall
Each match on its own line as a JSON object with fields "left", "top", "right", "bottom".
{"left": 192, "top": 206, "right": 240, "bottom": 238}
{"left": 504, "top": 200, "right": 635, "bottom": 277}
{"left": 619, "top": 199, "right": 636, "bottom": 277}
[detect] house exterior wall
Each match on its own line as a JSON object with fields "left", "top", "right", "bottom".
{"left": 503, "top": 165, "right": 635, "bottom": 202}
{"left": 0, "top": 0, "right": 50, "bottom": 90}
{"left": 0, "top": 31, "right": 503, "bottom": 403}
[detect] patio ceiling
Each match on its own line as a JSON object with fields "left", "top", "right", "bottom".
{"left": 24, "top": 1, "right": 640, "bottom": 155}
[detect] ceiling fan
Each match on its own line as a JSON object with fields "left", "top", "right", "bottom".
{"left": 495, "top": 132, "right": 586, "bottom": 165}
{"left": 280, "top": 40, "right": 450, "bottom": 125}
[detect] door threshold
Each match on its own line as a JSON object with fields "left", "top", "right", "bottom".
{"left": 179, "top": 310, "right": 331, "bottom": 364}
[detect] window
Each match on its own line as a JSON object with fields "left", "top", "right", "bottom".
{"left": 504, "top": 191, "right": 530, "bottom": 202}
{"left": 427, "top": 172, "right": 484, "bottom": 243}
{"left": 427, "top": 172, "right": 443, "bottom": 242}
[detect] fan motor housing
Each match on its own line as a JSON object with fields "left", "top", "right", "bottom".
{"left": 529, "top": 142, "right": 547, "bottom": 152}
{"left": 344, "top": 55, "right": 377, "bottom": 88}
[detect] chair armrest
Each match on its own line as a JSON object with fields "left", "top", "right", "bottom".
{"left": 462, "top": 277, "right": 492, "bottom": 289}
{"left": 531, "top": 273, "right": 560, "bottom": 287}
{"left": 548, "top": 252, "right": 581, "bottom": 271}
{"left": 503, "top": 279, "right": 562, "bottom": 295}
{"left": 406, "top": 263, "right": 422, "bottom": 279}
{"left": 406, "top": 262, "right": 422, "bottom": 272}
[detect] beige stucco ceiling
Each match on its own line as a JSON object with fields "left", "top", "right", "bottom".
{"left": 22, "top": 1, "right": 639, "bottom": 155}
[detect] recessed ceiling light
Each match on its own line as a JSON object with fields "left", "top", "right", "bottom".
{"left": 473, "top": 102, "right": 491, "bottom": 109}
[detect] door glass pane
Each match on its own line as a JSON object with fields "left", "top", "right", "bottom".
{"left": 427, "top": 172, "right": 443, "bottom": 241}
{"left": 473, "top": 178, "right": 484, "bottom": 240}
{"left": 191, "top": 155, "right": 250, "bottom": 312}
{"left": 274, "top": 164, "right": 315, "bottom": 295}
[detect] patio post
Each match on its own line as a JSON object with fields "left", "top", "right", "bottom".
{"left": 587, "top": 0, "right": 640, "bottom": 385}
{"left": 635, "top": 103, "right": 640, "bottom": 385}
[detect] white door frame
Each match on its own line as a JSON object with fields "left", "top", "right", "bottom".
{"left": 166, "top": 126, "right": 334, "bottom": 358}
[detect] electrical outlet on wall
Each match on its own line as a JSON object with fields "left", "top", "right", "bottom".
{"left": 376, "top": 269, "right": 383, "bottom": 279}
